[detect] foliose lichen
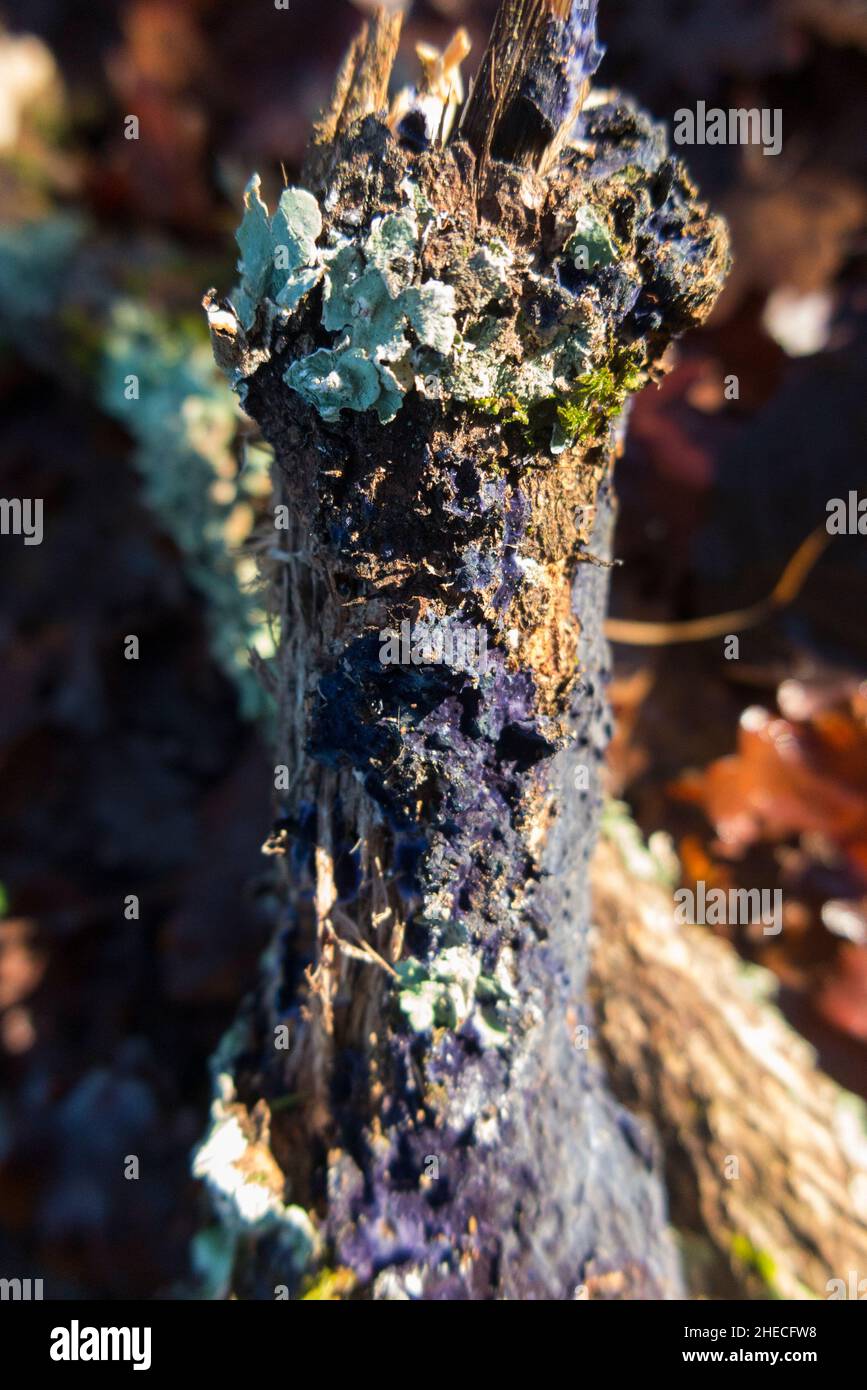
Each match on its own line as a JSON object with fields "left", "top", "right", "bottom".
{"left": 218, "top": 97, "right": 727, "bottom": 456}
{"left": 100, "top": 302, "right": 276, "bottom": 719}
{"left": 395, "top": 942, "right": 517, "bottom": 1046}
{"left": 232, "top": 176, "right": 457, "bottom": 424}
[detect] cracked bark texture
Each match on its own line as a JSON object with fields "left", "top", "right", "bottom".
{"left": 195, "top": 3, "right": 729, "bottom": 1299}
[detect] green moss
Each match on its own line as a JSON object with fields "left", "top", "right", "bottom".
{"left": 463, "top": 361, "right": 638, "bottom": 453}
{"left": 550, "top": 350, "right": 645, "bottom": 452}
{"left": 618, "top": 164, "right": 647, "bottom": 186}
{"left": 474, "top": 393, "right": 531, "bottom": 427}
{"left": 301, "top": 1267, "right": 357, "bottom": 1301}
{"left": 731, "top": 1234, "right": 780, "bottom": 1296}
{"left": 268, "top": 1092, "right": 301, "bottom": 1113}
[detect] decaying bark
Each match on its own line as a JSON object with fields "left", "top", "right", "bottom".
{"left": 195, "top": 3, "right": 734, "bottom": 1300}
{"left": 459, "top": 0, "right": 604, "bottom": 174}
{"left": 590, "top": 823, "right": 867, "bottom": 1301}
{"left": 308, "top": 9, "right": 403, "bottom": 178}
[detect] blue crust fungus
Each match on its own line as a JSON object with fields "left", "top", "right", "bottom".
{"left": 199, "top": 5, "right": 729, "bottom": 1300}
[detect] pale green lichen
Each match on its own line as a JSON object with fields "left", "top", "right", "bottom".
{"left": 444, "top": 324, "right": 594, "bottom": 431}
{"left": 0, "top": 213, "right": 84, "bottom": 323}
{"left": 395, "top": 945, "right": 516, "bottom": 1047}
{"left": 286, "top": 207, "right": 457, "bottom": 424}
{"left": 234, "top": 175, "right": 324, "bottom": 327}
{"left": 287, "top": 346, "right": 384, "bottom": 423}
{"left": 601, "top": 797, "right": 680, "bottom": 888}
{"left": 565, "top": 204, "right": 619, "bottom": 270}
{"left": 468, "top": 240, "right": 514, "bottom": 304}
{"left": 100, "top": 302, "right": 276, "bottom": 719}
{"left": 361, "top": 209, "right": 418, "bottom": 295}
{"left": 193, "top": 1074, "right": 313, "bottom": 1238}
{"left": 436, "top": 255, "right": 607, "bottom": 445}
{"left": 190, "top": 1224, "right": 237, "bottom": 1301}
{"left": 229, "top": 174, "right": 638, "bottom": 450}
{"left": 232, "top": 180, "right": 458, "bottom": 424}
{"left": 234, "top": 175, "right": 272, "bottom": 326}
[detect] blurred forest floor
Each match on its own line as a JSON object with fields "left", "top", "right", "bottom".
{"left": 0, "top": 0, "right": 865, "bottom": 1296}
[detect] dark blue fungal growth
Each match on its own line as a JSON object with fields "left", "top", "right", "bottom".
{"left": 581, "top": 97, "right": 668, "bottom": 178}
{"left": 396, "top": 109, "right": 431, "bottom": 153}
{"left": 460, "top": 0, "right": 605, "bottom": 172}
{"left": 311, "top": 632, "right": 465, "bottom": 828}
{"left": 492, "top": 0, "right": 605, "bottom": 162}
{"left": 311, "top": 624, "right": 553, "bottom": 953}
